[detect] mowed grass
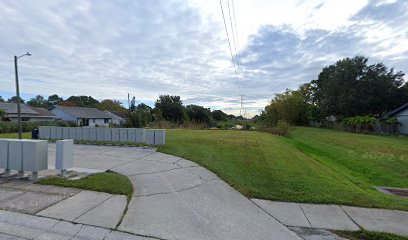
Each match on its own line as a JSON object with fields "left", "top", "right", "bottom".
{"left": 36, "top": 171, "right": 134, "bottom": 201}
{"left": 158, "top": 127, "right": 408, "bottom": 210}
{"left": 0, "top": 132, "right": 31, "bottom": 139}
{"left": 333, "top": 230, "right": 408, "bottom": 240}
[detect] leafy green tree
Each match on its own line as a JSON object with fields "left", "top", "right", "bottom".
{"left": 66, "top": 96, "right": 100, "bottom": 107}
{"left": 27, "top": 95, "right": 49, "bottom": 108}
{"left": 7, "top": 96, "right": 25, "bottom": 103}
{"left": 310, "top": 56, "right": 406, "bottom": 117}
{"left": 154, "top": 95, "right": 185, "bottom": 123}
{"left": 0, "top": 96, "right": 4, "bottom": 102}
{"left": 126, "top": 103, "right": 153, "bottom": 127}
{"left": 97, "top": 99, "right": 125, "bottom": 111}
{"left": 47, "top": 94, "right": 63, "bottom": 106}
{"left": 186, "top": 104, "right": 212, "bottom": 123}
{"left": 211, "top": 110, "right": 228, "bottom": 121}
{"left": 0, "top": 109, "right": 5, "bottom": 120}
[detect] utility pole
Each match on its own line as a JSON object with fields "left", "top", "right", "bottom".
{"left": 14, "top": 52, "right": 31, "bottom": 139}
{"left": 239, "top": 94, "right": 245, "bottom": 117}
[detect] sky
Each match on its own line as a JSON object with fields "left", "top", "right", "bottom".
{"left": 0, "top": 0, "right": 407, "bottom": 117}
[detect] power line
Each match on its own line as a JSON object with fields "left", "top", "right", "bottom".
{"left": 219, "top": 0, "right": 240, "bottom": 84}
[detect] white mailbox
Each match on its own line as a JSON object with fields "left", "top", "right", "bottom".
{"left": 56, "top": 140, "right": 73, "bottom": 176}
{"left": 22, "top": 140, "right": 48, "bottom": 173}
{"left": 0, "top": 140, "right": 9, "bottom": 170}
{"left": 8, "top": 140, "right": 23, "bottom": 171}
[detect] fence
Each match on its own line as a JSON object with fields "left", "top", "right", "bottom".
{"left": 38, "top": 126, "right": 165, "bottom": 145}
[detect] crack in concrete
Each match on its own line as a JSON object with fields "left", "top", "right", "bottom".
{"left": 133, "top": 179, "right": 218, "bottom": 197}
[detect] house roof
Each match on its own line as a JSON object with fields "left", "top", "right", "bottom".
{"left": 385, "top": 102, "right": 408, "bottom": 117}
{"left": 0, "top": 102, "right": 39, "bottom": 115}
{"left": 30, "top": 107, "right": 55, "bottom": 117}
{"left": 50, "top": 105, "right": 112, "bottom": 119}
{"left": 104, "top": 110, "right": 127, "bottom": 119}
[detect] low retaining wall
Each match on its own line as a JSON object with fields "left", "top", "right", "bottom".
{"left": 38, "top": 126, "right": 166, "bottom": 145}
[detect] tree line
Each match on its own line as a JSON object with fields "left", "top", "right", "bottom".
{"left": 260, "top": 56, "right": 408, "bottom": 127}
{"left": 0, "top": 93, "right": 238, "bottom": 128}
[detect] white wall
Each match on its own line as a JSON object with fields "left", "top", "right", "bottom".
{"left": 396, "top": 108, "right": 408, "bottom": 134}
{"left": 88, "top": 118, "right": 109, "bottom": 127}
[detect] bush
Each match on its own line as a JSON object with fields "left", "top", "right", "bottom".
{"left": 260, "top": 120, "right": 290, "bottom": 136}
{"left": 0, "top": 121, "right": 75, "bottom": 134}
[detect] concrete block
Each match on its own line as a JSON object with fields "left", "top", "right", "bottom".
{"left": 135, "top": 128, "right": 146, "bottom": 143}
{"left": 119, "top": 128, "right": 128, "bottom": 142}
{"left": 127, "top": 129, "right": 136, "bottom": 142}
{"left": 0, "top": 140, "right": 9, "bottom": 169}
{"left": 56, "top": 140, "right": 74, "bottom": 171}
{"left": 111, "top": 128, "right": 120, "bottom": 142}
{"left": 8, "top": 140, "right": 23, "bottom": 171}
{"left": 75, "top": 127, "right": 83, "bottom": 141}
{"left": 89, "top": 128, "right": 97, "bottom": 141}
{"left": 69, "top": 127, "right": 76, "bottom": 139}
{"left": 82, "top": 128, "right": 90, "bottom": 141}
{"left": 22, "top": 140, "right": 48, "bottom": 172}
{"left": 50, "top": 126, "right": 57, "bottom": 140}
{"left": 154, "top": 130, "right": 166, "bottom": 145}
{"left": 56, "top": 127, "right": 63, "bottom": 140}
{"left": 104, "top": 128, "right": 112, "bottom": 142}
{"left": 62, "top": 127, "right": 69, "bottom": 139}
{"left": 145, "top": 130, "right": 155, "bottom": 144}
{"left": 96, "top": 128, "right": 105, "bottom": 142}
{"left": 300, "top": 204, "right": 359, "bottom": 230}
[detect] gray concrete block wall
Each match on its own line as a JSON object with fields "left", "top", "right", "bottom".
{"left": 83, "top": 128, "right": 90, "bottom": 141}
{"left": 119, "top": 129, "right": 128, "bottom": 142}
{"left": 127, "top": 129, "right": 136, "bottom": 142}
{"left": 145, "top": 130, "right": 155, "bottom": 144}
{"left": 135, "top": 129, "right": 146, "bottom": 143}
{"left": 69, "top": 127, "right": 76, "bottom": 139}
{"left": 154, "top": 130, "right": 166, "bottom": 145}
{"left": 56, "top": 127, "right": 63, "bottom": 140}
{"left": 51, "top": 127, "right": 57, "bottom": 140}
{"left": 75, "top": 127, "right": 83, "bottom": 141}
{"left": 62, "top": 128, "right": 70, "bottom": 139}
{"left": 39, "top": 126, "right": 45, "bottom": 139}
{"left": 112, "top": 129, "right": 120, "bottom": 142}
{"left": 96, "top": 128, "right": 105, "bottom": 141}
{"left": 104, "top": 128, "right": 112, "bottom": 142}
{"left": 89, "top": 128, "right": 97, "bottom": 141}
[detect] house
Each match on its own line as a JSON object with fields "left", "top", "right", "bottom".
{"left": 385, "top": 102, "right": 408, "bottom": 134}
{"left": 0, "top": 103, "right": 55, "bottom": 122}
{"left": 103, "top": 110, "right": 126, "bottom": 126}
{"left": 49, "top": 105, "right": 112, "bottom": 127}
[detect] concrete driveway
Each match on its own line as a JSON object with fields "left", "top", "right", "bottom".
{"left": 47, "top": 144, "right": 301, "bottom": 240}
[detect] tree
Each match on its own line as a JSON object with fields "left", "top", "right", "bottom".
{"left": 27, "top": 95, "right": 49, "bottom": 108}
{"left": 0, "top": 110, "right": 5, "bottom": 120}
{"left": 66, "top": 96, "right": 99, "bottom": 107}
{"left": 126, "top": 103, "right": 153, "bottom": 128}
{"left": 186, "top": 104, "right": 212, "bottom": 124}
{"left": 211, "top": 110, "right": 228, "bottom": 121}
{"left": 261, "top": 88, "right": 309, "bottom": 126}
{"left": 7, "top": 96, "right": 25, "bottom": 103}
{"left": 154, "top": 95, "right": 185, "bottom": 122}
{"left": 48, "top": 94, "right": 63, "bottom": 106}
{"left": 310, "top": 56, "right": 406, "bottom": 118}
{"left": 58, "top": 100, "right": 78, "bottom": 107}
{"left": 130, "top": 96, "right": 136, "bottom": 111}
{"left": 97, "top": 99, "right": 126, "bottom": 111}
{"left": 0, "top": 96, "right": 4, "bottom": 102}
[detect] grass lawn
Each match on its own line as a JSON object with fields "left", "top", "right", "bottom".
{"left": 0, "top": 132, "right": 31, "bottom": 139}
{"left": 333, "top": 230, "right": 408, "bottom": 240}
{"left": 36, "top": 171, "right": 134, "bottom": 201}
{"left": 158, "top": 127, "right": 408, "bottom": 210}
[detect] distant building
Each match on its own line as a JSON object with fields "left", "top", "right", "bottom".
{"left": 103, "top": 110, "right": 126, "bottom": 126}
{"left": 0, "top": 103, "right": 55, "bottom": 122}
{"left": 49, "top": 105, "right": 112, "bottom": 127}
{"left": 385, "top": 102, "right": 408, "bottom": 134}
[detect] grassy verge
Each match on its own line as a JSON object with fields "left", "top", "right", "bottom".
{"left": 333, "top": 230, "right": 408, "bottom": 240}
{"left": 0, "top": 132, "right": 31, "bottom": 139}
{"left": 36, "top": 171, "right": 134, "bottom": 201}
{"left": 158, "top": 128, "right": 408, "bottom": 210}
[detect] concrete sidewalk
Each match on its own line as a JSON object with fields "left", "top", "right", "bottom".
{"left": 252, "top": 199, "right": 408, "bottom": 237}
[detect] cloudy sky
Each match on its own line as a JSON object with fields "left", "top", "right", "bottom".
{"left": 0, "top": 0, "right": 407, "bottom": 116}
